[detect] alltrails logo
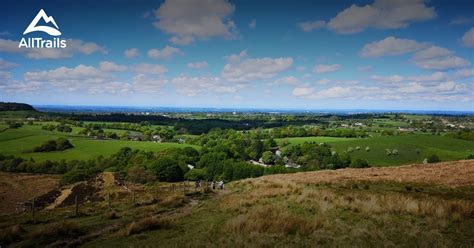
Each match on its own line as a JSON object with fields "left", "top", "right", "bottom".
{"left": 19, "top": 9, "right": 67, "bottom": 49}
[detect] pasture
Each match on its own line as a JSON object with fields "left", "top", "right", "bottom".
{"left": 278, "top": 134, "right": 474, "bottom": 166}
{"left": 0, "top": 124, "right": 199, "bottom": 162}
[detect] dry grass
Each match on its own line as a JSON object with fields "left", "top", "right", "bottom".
{"left": 159, "top": 194, "right": 188, "bottom": 208}
{"left": 0, "top": 224, "right": 25, "bottom": 245}
{"left": 265, "top": 160, "right": 474, "bottom": 188}
{"left": 0, "top": 172, "right": 60, "bottom": 215}
{"left": 125, "top": 217, "right": 173, "bottom": 236}
{"left": 29, "top": 221, "right": 84, "bottom": 245}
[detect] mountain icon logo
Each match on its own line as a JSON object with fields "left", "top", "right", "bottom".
{"left": 23, "top": 9, "right": 61, "bottom": 36}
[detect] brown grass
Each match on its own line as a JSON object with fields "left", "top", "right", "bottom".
{"left": 0, "top": 172, "right": 60, "bottom": 215}
{"left": 264, "top": 160, "right": 474, "bottom": 188}
{"left": 29, "top": 221, "right": 84, "bottom": 244}
{"left": 0, "top": 224, "right": 25, "bottom": 245}
{"left": 159, "top": 194, "right": 188, "bottom": 208}
{"left": 125, "top": 217, "right": 173, "bottom": 236}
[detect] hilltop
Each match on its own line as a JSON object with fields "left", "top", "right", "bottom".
{"left": 0, "top": 102, "right": 36, "bottom": 112}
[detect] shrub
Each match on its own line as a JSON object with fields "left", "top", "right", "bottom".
{"left": 151, "top": 157, "right": 184, "bottom": 182}
{"left": 427, "top": 154, "right": 441, "bottom": 163}
{"left": 350, "top": 159, "right": 369, "bottom": 168}
{"left": 127, "top": 166, "right": 156, "bottom": 184}
{"left": 33, "top": 138, "right": 73, "bottom": 152}
{"left": 468, "top": 154, "right": 474, "bottom": 160}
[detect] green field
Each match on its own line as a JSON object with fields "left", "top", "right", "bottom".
{"left": 0, "top": 124, "right": 199, "bottom": 162}
{"left": 278, "top": 134, "right": 474, "bottom": 166}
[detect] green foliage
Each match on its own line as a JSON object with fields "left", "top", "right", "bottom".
{"left": 427, "top": 154, "right": 441, "bottom": 163}
{"left": 261, "top": 151, "right": 275, "bottom": 164}
{"left": 33, "top": 138, "right": 73, "bottom": 152}
{"left": 185, "top": 168, "right": 208, "bottom": 181}
{"left": 150, "top": 157, "right": 184, "bottom": 182}
{"left": 350, "top": 159, "right": 369, "bottom": 168}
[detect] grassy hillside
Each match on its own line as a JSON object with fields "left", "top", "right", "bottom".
{"left": 1, "top": 161, "right": 472, "bottom": 247}
{"left": 278, "top": 134, "right": 474, "bottom": 166}
{"left": 0, "top": 124, "right": 199, "bottom": 162}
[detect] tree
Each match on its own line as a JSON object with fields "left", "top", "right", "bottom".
{"left": 261, "top": 151, "right": 275, "bottom": 164}
{"left": 184, "top": 168, "right": 208, "bottom": 181}
{"left": 151, "top": 157, "right": 184, "bottom": 182}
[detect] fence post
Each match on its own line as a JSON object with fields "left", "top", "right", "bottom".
{"left": 32, "top": 198, "right": 35, "bottom": 223}
{"left": 75, "top": 195, "right": 79, "bottom": 216}
{"left": 132, "top": 191, "right": 136, "bottom": 205}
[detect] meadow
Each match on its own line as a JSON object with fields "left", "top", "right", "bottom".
{"left": 0, "top": 124, "right": 198, "bottom": 162}
{"left": 2, "top": 160, "right": 471, "bottom": 247}
{"left": 278, "top": 134, "right": 474, "bottom": 166}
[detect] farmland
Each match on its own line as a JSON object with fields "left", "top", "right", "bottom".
{"left": 278, "top": 134, "right": 474, "bottom": 166}
{"left": 0, "top": 124, "right": 198, "bottom": 162}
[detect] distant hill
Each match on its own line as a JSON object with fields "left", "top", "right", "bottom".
{"left": 0, "top": 102, "right": 36, "bottom": 111}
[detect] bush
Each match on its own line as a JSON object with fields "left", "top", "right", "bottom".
{"left": 350, "top": 159, "right": 369, "bottom": 168}
{"left": 127, "top": 166, "right": 156, "bottom": 184}
{"left": 427, "top": 154, "right": 441, "bottom": 163}
{"left": 33, "top": 138, "right": 73, "bottom": 152}
{"left": 151, "top": 157, "right": 184, "bottom": 182}
{"left": 184, "top": 168, "right": 208, "bottom": 181}
{"left": 468, "top": 154, "right": 474, "bottom": 160}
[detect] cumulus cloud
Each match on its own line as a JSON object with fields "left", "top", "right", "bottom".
{"left": 455, "top": 68, "right": 474, "bottom": 78}
{"left": 372, "top": 74, "right": 404, "bottom": 83}
{"left": 124, "top": 48, "right": 140, "bottom": 58}
{"left": 99, "top": 61, "right": 128, "bottom": 72}
{"left": 0, "top": 58, "right": 18, "bottom": 69}
{"left": 313, "top": 64, "right": 341, "bottom": 74}
{"left": 0, "top": 38, "right": 106, "bottom": 59}
{"left": 249, "top": 19, "right": 256, "bottom": 29}
{"left": 132, "top": 74, "right": 168, "bottom": 93}
{"left": 187, "top": 61, "right": 209, "bottom": 69}
{"left": 134, "top": 63, "right": 167, "bottom": 75}
{"left": 327, "top": 0, "right": 436, "bottom": 34}
{"left": 153, "top": 0, "right": 237, "bottom": 45}
{"left": 172, "top": 76, "right": 237, "bottom": 96}
{"left": 222, "top": 52, "right": 293, "bottom": 82}
{"left": 359, "top": 36, "right": 427, "bottom": 57}
{"left": 147, "top": 46, "right": 182, "bottom": 59}
{"left": 297, "top": 20, "right": 326, "bottom": 32}
{"left": 413, "top": 46, "right": 470, "bottom": 70}
{"left": 273, "top": 76, "right": 300, "bottom": 85}
{"left": 292, "top": 86, "right": 314, "bottom": 97}
{"left": 461, "top": 27, "right": 474, "bottom": 47}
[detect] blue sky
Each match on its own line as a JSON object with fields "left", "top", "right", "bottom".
{"left": 0, "top": 0, "right": 473, "bottom": 111}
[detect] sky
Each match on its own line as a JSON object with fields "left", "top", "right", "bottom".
{"left": 0, "top": 0, "right": 473, "bottom": 111}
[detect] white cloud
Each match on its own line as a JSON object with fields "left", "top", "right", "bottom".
{"left": 327, "top": 0, "right": 436, "bottom": 34}
{"left": 249, "top": 19, "right": 256, "bottom": 29}
{"left": 359, "top": 36, "right": 427, "bottom": 57}
{"left": 450, "top": 16, "right": 473, "bottom": 25}
{"left": 0, "top": 58, "right": 17, "bottom": 69}
{"left": 461, "top": 27, "right": 474, "bottom": 47}
{"left": 134, "top": 63, "right": 167, "bottom": 75}
{"left": 147, "top": 46, "right": 182, "bottom": 59}
{"left": 313, "top": 64, "right": 341, "bottom": 74}
{"left": 413, "top": 46, "right": 470, "bottom": 70}
{"left": 317, "top": 78, "right": 331, "bottom": 84}
{"left": 224, "top": 50, "right": 247, "bottom": 63}
{"left": 222, "top": 53, "right": 293, "bottom": 82}
{"left": 0, "top": 38, "right": 106, "bottom": 59}
{"left": 372, "top": 74, "right": 404, "bottom": 83}
{"left": 132, "top": 74, "right": 168, "bottom": 93}
{"left": 99, "top": 61, "right": 128, "bottom": 72}
{"left": 187, "top": 61, "right": 209, "bottom": 69}
{"left": 292, "top": 86, "right": 314, "bottom": 97}
{"left": 124, "top": 48, "right": 140, "bottom": 58}
{"left": 274, "top": 76, "right": 300, "bottom": 85}
{"left": 297, "top": 20, "right": 326, "bottom": 32}
{"left": 153, "top": 0, "right": 237, "bottom": 45}
{"left": 172, "top": 76, "right": 237, "bottom": 96}
{"left": 455, "top": 68, "right": 474, "bottom": 78}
